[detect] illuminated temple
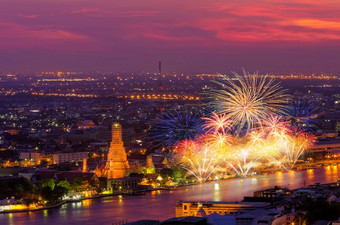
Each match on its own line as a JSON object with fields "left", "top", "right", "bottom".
{"left": 95, "top": 123, "right": 129, "bottom": 179}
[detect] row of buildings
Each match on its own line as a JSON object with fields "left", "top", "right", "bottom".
{"left": 165, "top": 182, "right": 340, "bottom": 225}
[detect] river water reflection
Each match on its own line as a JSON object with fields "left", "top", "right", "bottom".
{"left": 1, "top": 166, "right": 340, "bottom": 225}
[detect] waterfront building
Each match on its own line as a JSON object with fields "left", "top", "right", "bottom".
{"left": 107, "top": 177, "right": 140, "bottom": 191}
{"left": 253, "top": 187, "right": 291, "bottom": 198}
{"left": 176, "top": 201, "right": 270, "bottom": 217}
{"left": 0, "top": 197, "right": 15, "bottom": 207}
{"left": 309, "top": 139, "right": 340, "bottom": 153}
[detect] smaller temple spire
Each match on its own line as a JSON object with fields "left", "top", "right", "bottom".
{"left": 82, "top": 158, "right": 88, "bottom": 173}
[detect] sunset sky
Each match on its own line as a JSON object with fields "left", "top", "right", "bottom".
{"left": 1, "top": 0, "right": 340, "bottom": 73}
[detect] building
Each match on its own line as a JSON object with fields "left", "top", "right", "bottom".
{"left": 20, "top": 152, "right": 42, "bottom": 163}
{"left": 309, "top": 139, "right": 340, "bottom": 154}
{"left": 106, "top": 123, "right": 129, "bottom": 179}
{"left": 52, "top": 151, "right": 88, "bottom": 164}
{"left": 107, "top": 177, "right": 140, "bottom": 191}
{"left": 64, "top": 125, "right": 111, "bottom": 143}
{"left": 176, "top": 201, "right": 270, "bottom": 217}
{"left": 0, "top": 197, "right": 23, "bottom": 212}
{"left": 95, "top": 123, "right": 129, "bottom": 179}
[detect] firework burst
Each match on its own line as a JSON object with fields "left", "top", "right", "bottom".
{"left": 149, "top": 111, "right": 204, "bottom": 148}
{"left": 176, "top": 140, "right": 223, "bottom": 182}
{"left": 225, "top": 146, "right": 260, "bottom": 177}
{"left": 203, "top": 112, "right": 232, "bottom": 134}
{"left": 266, "top": 129, "right": 314, "bottom": 170}
{"left": 263, "top": 115, "right": 290, "bottom": 137}
{"left": 211, "top": 70, "right": 288, "bottom": 133}
{"left": 147, "top": 70, "right": 316, "bottom": 182}
{"left": 287, "top": 100, "right": 318, "bottom": 133}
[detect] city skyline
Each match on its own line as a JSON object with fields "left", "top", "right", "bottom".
{"left": 1, "top": 0, "right": 340, "bottom": 73}
{"left": 1, "top": 1, "right": 340, "bottom": 224}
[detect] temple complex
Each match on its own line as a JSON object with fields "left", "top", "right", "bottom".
{"left": 95, "top": 123, "right": 129, "bottom": 179}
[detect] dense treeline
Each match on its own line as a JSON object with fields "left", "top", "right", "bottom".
{"left": 295, "top": 198, "right": 340, "bottom": 224}
{"left": 0, "top": 176, "right": 91, "bottom": 205}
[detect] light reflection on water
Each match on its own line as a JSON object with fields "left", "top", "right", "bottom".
{"left": 1, "top": 166, "right": 340, "bottom": 225}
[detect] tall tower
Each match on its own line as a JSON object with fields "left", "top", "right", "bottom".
{"left": 157, "top": 59, "right": 163, "bottom": 91}
{"left": 106, "top": 123, "right": 129, "bottom": 179}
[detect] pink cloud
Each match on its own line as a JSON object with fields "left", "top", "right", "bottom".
{"left": 0, "top": 21, "right": 97, "bottom": 51}
{"left": 190, "top": 0, "right": 340, "bottom": 43}
{"left": 1, "top": 0, "right": 340, "bottom": 72}
{"left": 70, "top": 8, "right": 103, "bottom": 14}
{"left": 118, "top": 11, "right": 160, "bottom": 17}
{"left": 16, "top": 14, "right": 40, "bottom": 18}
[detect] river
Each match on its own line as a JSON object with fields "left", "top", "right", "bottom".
{"left": 1, "top": 165, "right": 340, "bottom": 225}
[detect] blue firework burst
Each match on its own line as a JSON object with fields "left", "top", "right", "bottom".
{"left": 149, "top": 111, "right": 205, "bottom": 148}
{"left": 287, "top": 100, "right": 318, "bottom": 133}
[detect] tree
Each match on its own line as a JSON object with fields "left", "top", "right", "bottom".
{"left": 57, "top": 180, "right": 70, "bottom": 194}
{"left": 0, "top": 177, "right": 34, "bottom": 199}
{"left": 71, "top": 177, "right": 89, "bottom": 192}
{"left": 160, "top": 168, "right": 173, "bottom": 179}
{"left": 40, "top": 184, "right": 68, "bottom": 204}
{"left": 301, "top": 197, "right": 340, "bottom": 224}
{"left": 40, "top": 186, "right": 53, "bottom": 202}
{"left": 90, "top": 178, "right": 100, "bottom": 193}
{"left": 98, "top": 177, "right": 108, "bottom": 192}
{"left": 173, "top": 169, "right": 184, "bottom": 179}
{"left": 39, "top": 178, "right": 55, "bottom": 190}
{"left": 53, "top": 185, "right": 68, "bottom": 201}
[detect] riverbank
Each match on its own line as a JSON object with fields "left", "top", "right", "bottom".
{"left": 2, "top": 160, "right": 339, "bottom": 214}
{"left": 3, "top": 165, "right": 340, "bottom": 225}
{"left": 170, "top": 160, "right": 340, "bottom": 190}
{"left": 0, "top": 189, "right": 159, "bottom": 214}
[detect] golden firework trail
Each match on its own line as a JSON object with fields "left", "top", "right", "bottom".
{"left": 211, "top": 70, "right": 289, "bottom": 133}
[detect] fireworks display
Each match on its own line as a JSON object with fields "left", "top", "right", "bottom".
{"left": 203, "top": 112, "right": 232, "bottom": 134}
{"left": 175, "top": 139, "right": 224, "bottom": 182}
{"left": 149, "top": 111, "right": 205, "bottom": 148}
{"left": 288, "top": 100, "right": 318, "bottom": 133}
{"left": 150, "top": 71, "right": 315, "bottom": 181}
{"left": 211, "top": 70, "right": 288, "bottom": 133}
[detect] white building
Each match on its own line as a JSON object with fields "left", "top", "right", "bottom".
{"left": 52, "top": 152, "right": 88, "bottom": 164}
